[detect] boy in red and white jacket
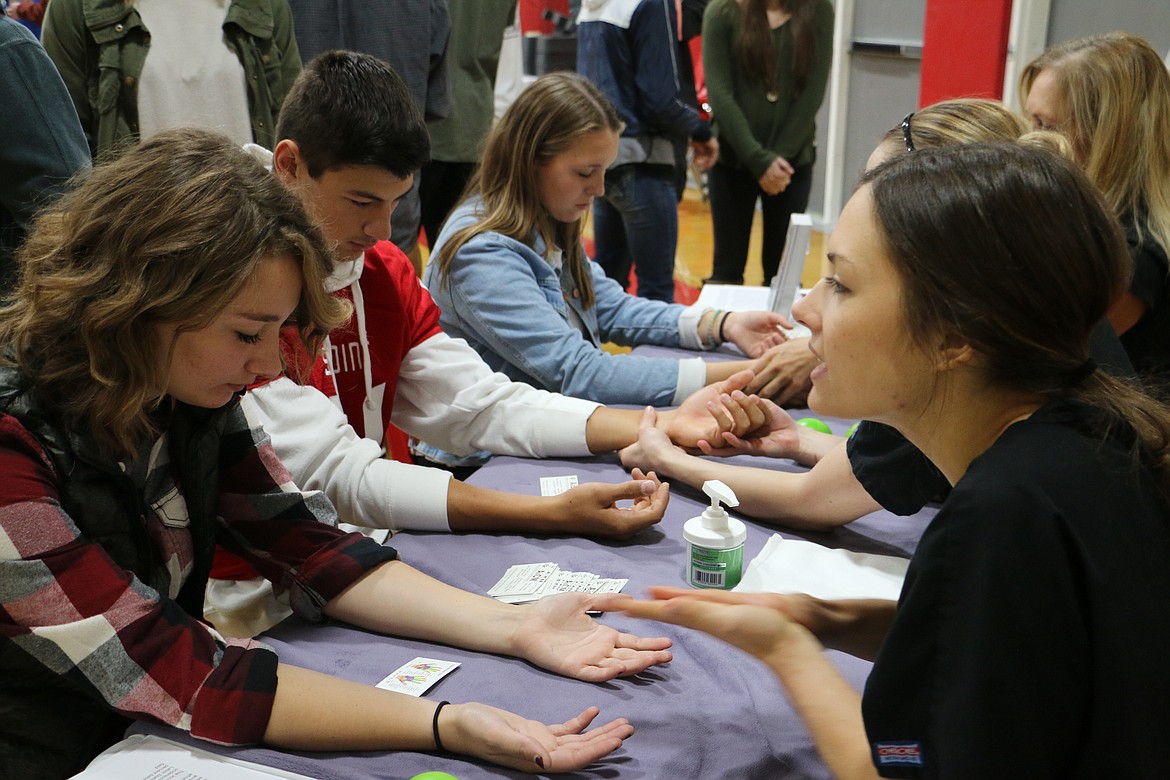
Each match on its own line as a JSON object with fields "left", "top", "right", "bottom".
{"left": 207, "top": 51, "right": 761, "bottom": 635}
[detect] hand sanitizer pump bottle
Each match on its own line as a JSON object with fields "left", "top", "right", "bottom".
{"left": 684, "top": 480, "right": 746, "bottom": 589}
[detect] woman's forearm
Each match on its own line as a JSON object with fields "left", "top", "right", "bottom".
{"left": 324, "top": 560, "right": 523, "bottom": 656}
{"left": 765, "top": 630, "right": 882, "bottom": 780}
{"left": 801, "top": 598, "right": 896, "bottom": 661}
{"left": 641, "top": 446, "right": 876, "bottom": 531}
{"left": 704, "top": 359, "right": 757, "bottom": 385}
{"left": 264, "top": 663, "right": 438, "bottom": 751}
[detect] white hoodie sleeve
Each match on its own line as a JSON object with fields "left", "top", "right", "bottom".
{"left": 391, "top": 330, "right": 602, "bottom": 458}
{"left": 241, "top": 379, "right": 453, "bottom": 532}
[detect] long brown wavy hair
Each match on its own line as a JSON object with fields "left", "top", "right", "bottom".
{"left": 0, "top": 128, "right": 350, "bottom": 458}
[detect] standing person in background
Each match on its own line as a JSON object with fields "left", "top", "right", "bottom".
{"left": 0, "top": 13, "right": 88, "bottom": 291}
{"left": 577, "top": 0, "right": 719, "bottom": 302}
{"left": 41, "top": 0, "right": 299, "bottom": 159}
{"left": 701, "top": 0, "right": 832, "bottom": 285}
{"left": 1021, "top": 32, "right": 1170, "bottom": 392}
{"left": 289, "top": 0, "right": 450, "bottom": 267}
{"left": 418, "top": 0, "right": 517, "bottom": 249}
{"left": 672, "top": 0, "right": 709, "bottom": 200}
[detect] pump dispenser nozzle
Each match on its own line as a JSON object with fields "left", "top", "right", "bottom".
{"left": 703, "top": 480, "right": 739, "bottom": 509}
{"left": 700, "top": 480, "right": 739, "bottom": 531}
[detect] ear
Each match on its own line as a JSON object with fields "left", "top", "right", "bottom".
{"left": 272, "top": 139, "right": 303, "bottom": 183}
{"left": 935, "top": 339, "right": 976, "bottom": 373}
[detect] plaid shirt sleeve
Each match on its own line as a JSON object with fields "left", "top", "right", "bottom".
{"left": 0, "top": 414, "right": 278, "bottom": 746}
{"left": 215, "top": 400, "right": 400, "bottom": 620}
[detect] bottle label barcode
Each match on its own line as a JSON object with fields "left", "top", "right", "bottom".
{"left": 691, "top": 567, "right": 725, "bottom": 587}
{"left": 687, "top": 542, "right": 743, "bottom": 589}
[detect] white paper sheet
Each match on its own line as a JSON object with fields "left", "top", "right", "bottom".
{"left": 72, "top": 734, "right": 316, "bottom": 780}
{"left": 734, "top": 534, "right": 909, "bottom": 601}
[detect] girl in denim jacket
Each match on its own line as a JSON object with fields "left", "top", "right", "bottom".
{"left": 425, "top": 72, "right": 803, "bottom": 409}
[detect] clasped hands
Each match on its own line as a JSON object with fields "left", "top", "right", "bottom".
{"left": 651, "top": 370, "right": 774, "bottom": 453}
{"left": 759, "top": 156, "right": 795, "bottom": 196}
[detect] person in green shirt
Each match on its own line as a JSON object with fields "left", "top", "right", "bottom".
{"left": 701, "top": 0, "right": 833, "bottom": 285}
{"left": 418, "top": 0, "right": 516, "bottom": 250}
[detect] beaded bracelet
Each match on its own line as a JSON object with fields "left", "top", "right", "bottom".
{"left": 433, "top": 700, "right": 450, "bottom": 751}
{"left": 705, "top": 308, "right": 723, "bottom": 350}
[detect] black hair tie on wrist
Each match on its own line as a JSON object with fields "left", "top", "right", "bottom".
{"left": 718, "top": 311, "right": 730, "bottom": 344}
{"left": 1067, "top": 358, "right": 1097, "bottom": 386}
{"left": 432, "top": 700, "right": 450, "bottom": 751}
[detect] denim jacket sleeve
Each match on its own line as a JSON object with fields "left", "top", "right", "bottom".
{"left": 426, "top": 228, "right": 690, "bottom": 406}
{"left": 588, "top": 260, "right": 690, "bottom": 346}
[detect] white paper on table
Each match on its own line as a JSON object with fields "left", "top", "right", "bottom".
{"left": 72, "top": 734, "right": 316, "bottom": 779}
{"left": 488, "top": 563, "right": 627, "bottom": 603}
{"left": 733, "top": 534, "right": 909, "bottom": 601}
{"left": 539, "top": 474, "right": 579, "bottom": 496}
{"left": 695, "top": 284, "right": 772, "bottom": 311}
{"left": 487, "top": 561, "right": 560, "bottom": 599}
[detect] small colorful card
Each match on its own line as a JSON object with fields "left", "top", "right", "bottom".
{"left": 375, "top": 657, "right": 460, "bottom": 697}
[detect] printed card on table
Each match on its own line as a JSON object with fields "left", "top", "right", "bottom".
{"left": 487, "top": 563, "right": 627, "bottom": 604}
{"left": 375, "top": 657, "right": 460, "bottom": 697}
{"left": 540, "top": 474, "right": 579, "bottom": 496}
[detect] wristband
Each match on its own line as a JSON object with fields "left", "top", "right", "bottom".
{"left": 432, "top": 700, "right": 450, "bottom": 751}
{"left": 705, "top": 308, "right": 723, "bottom": 350}
{"left": 718, "top": 311, "right": 730, "bottom": 344}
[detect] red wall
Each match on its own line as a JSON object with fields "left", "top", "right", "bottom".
{"left": 519, "top": 0, "right": 572, "bottom": 35}
{"left": 919, "top": 0, "right": 1013, "bottom": 106}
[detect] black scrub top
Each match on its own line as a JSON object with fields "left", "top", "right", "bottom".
{"left": 1117, "top": 219, "right": 1170, "bottom": 391}
{"left": 861, "top": 401, "right": 1170, "bottom": 778}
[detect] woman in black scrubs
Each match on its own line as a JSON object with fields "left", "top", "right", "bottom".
{"left": 623, "top": 142, "right": 1170, "bottom": 778}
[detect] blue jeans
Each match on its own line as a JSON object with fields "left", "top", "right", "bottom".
{"left": 592, "top": 163, "right": 678, "bottom": 302}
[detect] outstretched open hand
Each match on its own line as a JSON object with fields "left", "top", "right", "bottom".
{"left": 619, "top": 586, "right": 815, "bottom": 665}
{"left": 511, "top": 592, "right": 673, "bottom": 682}
{"left": 445, "top": 703, "right": 634, "bottom": 773}
{"left": 746, "top": 338, "right": 816, "bottom": 406}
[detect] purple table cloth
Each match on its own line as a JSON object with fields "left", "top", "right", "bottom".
{"left": 132, "top": 446, "right": 936, "bottom": 780}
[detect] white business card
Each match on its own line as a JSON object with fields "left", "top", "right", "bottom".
{"left": 539, "top": 474, "right": 579, "bottom": 496}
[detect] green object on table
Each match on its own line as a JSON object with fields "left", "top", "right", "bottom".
{"left": 796, "top": 417, "right": 832, "bottom": 434}
{"left": 847, "top": 421, "right": 860, "bottom": 438}
{"left": 409, "top": 773, "right": 460, "bottom": 780}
